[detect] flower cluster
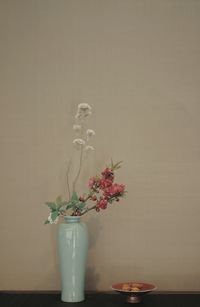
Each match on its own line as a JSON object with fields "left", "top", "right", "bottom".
{"left": 72, "top": 103, "right": 95, "bottom": 152}
{"left": 44, "top": 103, "right": 126, "bottom": 224}
{"left": 87, "top": 164, "right": 125, "bottom": 211}
{"left": 69, "top": 161, "right": 126, "bottom": 216}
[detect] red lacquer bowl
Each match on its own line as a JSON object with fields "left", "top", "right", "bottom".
{"left": 111, "top": 282, "right": 157, "bottom": 303}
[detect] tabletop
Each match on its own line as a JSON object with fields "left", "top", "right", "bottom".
{"left": 1, "top": 292, "right": 200, "bottom": 307}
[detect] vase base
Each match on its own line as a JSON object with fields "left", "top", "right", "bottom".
{"left": 61, "top": 295, "right": 85, "bottom": 303}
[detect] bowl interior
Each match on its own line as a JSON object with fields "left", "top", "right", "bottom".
{"left": 112, "top": 282, "right": 157, "bottom": 293}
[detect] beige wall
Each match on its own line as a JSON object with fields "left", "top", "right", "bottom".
{"left": 0, "top": 0, "right": 200, "bottom": 291}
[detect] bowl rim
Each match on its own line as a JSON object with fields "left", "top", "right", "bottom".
{"left": 111, "top": 281, "right": 157, "bottom": 293}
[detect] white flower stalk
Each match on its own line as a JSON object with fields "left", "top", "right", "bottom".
{"left": 73, "top": 138, "right": 86, "bottom": 149}
{"left": 73, "top": 124, "right": 82, "bottom": 133}
{"left": 85, "top": 145, "right": 95, "bottom": 152}
{"left": 86, "top": 129, "right": 95, "bottom": 140}
{"left": 75, "top": 103, "right": 92, "bottom": 120}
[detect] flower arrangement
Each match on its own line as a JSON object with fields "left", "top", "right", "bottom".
{"left": 44, "top": 103, "right": 126, "bottom": 224}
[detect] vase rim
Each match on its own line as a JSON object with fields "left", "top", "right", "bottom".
{"left": 64, "top": 216, "right": 81, "bottom": 223}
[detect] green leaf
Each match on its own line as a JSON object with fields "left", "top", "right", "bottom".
{"left": 75, "top": 201, "right": 86, "bottom": 210}
{"left": 111, "top": 159, "right": 114, "bottom": 169}
{"left": 71, "top": 191, "right": 79, "bottom": 203}
{"left": 66, "top": 201, "right": 75, "bottom": 210}
{"left": 44, "top": 219, "right": 50, "bottom": 224}
{"left": 112, "top": 161, "right": 123, "bottom": 170}
{"left": 45, "top": 202, "right": 57, "bottom": 211}
{"left": 57, "top": 201, "right": 69, "bottom": 210}
{"left": 46, "top": 197, "right": 70, "bottom": 211}
{"left": 51, "top": 210, "right": 59, "bottom": 222}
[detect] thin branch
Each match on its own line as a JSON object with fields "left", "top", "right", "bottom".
{"left": 80, "top": 204, "right": 97, "bottom": 216}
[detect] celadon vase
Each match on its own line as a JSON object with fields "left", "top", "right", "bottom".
{"left": 58, "top": 216, "right": 88, "bottom": 302}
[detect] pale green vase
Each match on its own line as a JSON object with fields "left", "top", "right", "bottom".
{"left": 58, "top": 216, "right": 88, "bottom": 302}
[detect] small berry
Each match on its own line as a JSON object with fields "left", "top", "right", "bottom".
{"left": 91, "top": 195, "right": 97, "bottom": 201}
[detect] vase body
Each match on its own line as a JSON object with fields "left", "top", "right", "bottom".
{"left": 58, "top": 216, "right": 88, "bottom": 302}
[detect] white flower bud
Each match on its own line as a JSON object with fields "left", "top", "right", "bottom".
{"left": 75, "top": 103, "right": 92, "bottom": 120}
{"left": 86, "top": 129, "right": 95, "bottom": 137}
{"left": 85, "top": 145, "right": 95, "bottom": 151}
{"left": 73, "top": 138, "right": 86, "bottom": 149}
{"left": 78, "top": 103, "right": 92, "bottom": 112}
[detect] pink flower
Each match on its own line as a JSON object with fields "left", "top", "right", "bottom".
{"left": 97, "top": 198, "right": 108, "bottom": 210}
{"left": 104, "top": 183, "right": 125, "bottom": 198}
{"left": 101, "top": 168, "right": 114, "bottom": 180}
{"left": 89, "top": 177, "right": 96, "bottom": 188}
{"left": 88, "top": 177, "right": 99, "bottom": 190}
{"left": 99, "top": 178, "right": 113, "bottom": 189}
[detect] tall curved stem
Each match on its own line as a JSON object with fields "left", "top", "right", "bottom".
{"left": 72, "top": 146, "right": 84, "bottom": 193}
{"left": 66, "top": 159, "right": 71, "bottom": 201}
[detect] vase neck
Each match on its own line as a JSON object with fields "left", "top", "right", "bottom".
{"left": 64, "top": 216, "right": 80, "bottom": 223}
